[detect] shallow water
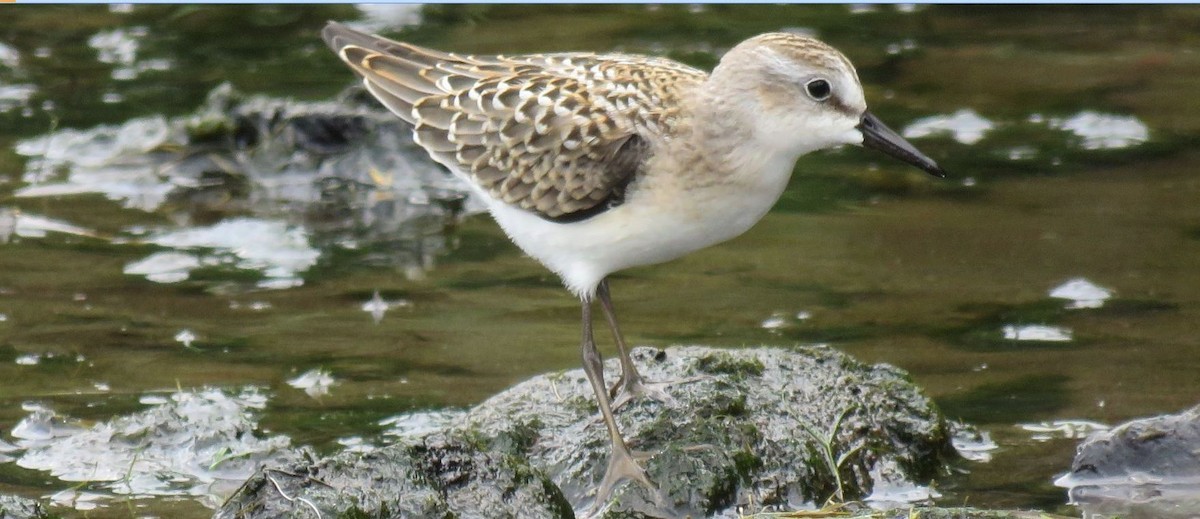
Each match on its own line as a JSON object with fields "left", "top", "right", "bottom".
{"left": 2, "top": 5, "right": 1199, "bottom": 518}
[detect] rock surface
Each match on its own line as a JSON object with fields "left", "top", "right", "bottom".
{"left": 215, "top": 345, "right": 957, "bottom": 518}
{"left": 854, "top": 509, "right": 1071, "bottom": 519}
{"left": 0, "top": 494, "right": 55, "bottom": 519}
{"left": 1056, "top": 404, "right": 1200, "bottom": 518}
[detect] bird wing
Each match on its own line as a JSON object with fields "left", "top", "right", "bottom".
{"left": 322, "top": 22, "right": 707, "bottom": 221}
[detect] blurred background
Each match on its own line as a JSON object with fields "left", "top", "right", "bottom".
{"left": 1, "top": 4, "right": 1198, "bottom": 518}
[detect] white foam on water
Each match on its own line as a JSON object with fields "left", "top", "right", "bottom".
{"left": 123, "top": 251, "right": 202, "bottom": 283}
{"left": 1020, "top": 419, "right": 1109, "bottom": 442}
{"left": 11, "top": 387, "right": 291, "bottom": 509}
{"left": 287, "top": 368, "right": 336, "bottom": 398}
{"left": 1051, "top": 111, "right": 1149, "bottom": 150}
{"left": 902, "top": 109, "right": 994, "bottom": 145}
{"left": 1049, "top": 277, "right": 1113, "bottom": 309}
{"left": 1002, "top": 324, "right": 1073, "bottom": 342}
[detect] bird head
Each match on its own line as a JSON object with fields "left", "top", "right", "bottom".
{"left": 713, "top": 33, "right": 945, "bottom": 178}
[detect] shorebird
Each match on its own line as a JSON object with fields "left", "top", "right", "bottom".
{"left": 323, "top": 22, "right": 945, "bottom": 513}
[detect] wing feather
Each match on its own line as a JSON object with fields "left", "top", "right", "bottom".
{"left": 322, "top": 21, "right": 706, "bottom": 221}
{"left": 361, "top": 80, "right": 421, "bottom": 124}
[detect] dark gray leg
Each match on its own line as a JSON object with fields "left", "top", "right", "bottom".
{"left": 597, "top": 278, "right": 679, "bottom": 410}
{"left": 580, "top": 295, "right": 655, "bottom": 514}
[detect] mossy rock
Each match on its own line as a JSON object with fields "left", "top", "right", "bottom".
{"left": 216, "top": 345, "right": 957, "bottom": 518}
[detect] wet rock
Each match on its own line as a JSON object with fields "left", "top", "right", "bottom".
{"left": 866, "top": 508, "right": 1071, "bottom": 519}
{"left": 215, "top": 432, "right": 572, "bottom": 519}
{"left": 0, "top": 494, "right": 55, "bottom": 519}
{"left": 216, "top": 345, "right": 957, "bottom": 518}
{"left": 1056, "top": 405, "right": 1200, "bottom": 518}
{"left": 10, "top": 388, "right": 294, "bottom": 511}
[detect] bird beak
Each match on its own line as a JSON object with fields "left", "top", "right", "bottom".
{"left": 856, "top": 112, "right": 946, "bottom": 178}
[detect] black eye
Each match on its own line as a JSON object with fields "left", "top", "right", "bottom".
{"left": 805, "top": 78, "right": 832, "bottom": 101}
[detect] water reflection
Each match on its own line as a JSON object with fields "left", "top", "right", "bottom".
{"left": 124, "top": 251, "right": 202, "bottom": 283}
{"left": 353, "top": 4, "right": 424, "bottom": 32}
{"left": 287, "top": 368, "right": 336, "bottom": 398}
{"left": 864, "top": 460, "right": 942, "bottom": 508}
{"left": 138, "top": 218, "right": 321, "bottom": 289}
{"left": 1051, "top": 112, "right": 1149, "bottom": 150}
{"left": 174, "top": 328, "right": 197, "bottom": 348}
{"left": 1020, "top": 419, "right": 1109, "bottom": 441}
{"left": 379, "top": 409, "right": 465, "bottom": 442}
{"left": 0, "top": 40, "right": 34, "bottom": 115}
{"left": 88, "top": 26, "right": 174, "bottom": 83}
{"left": 0, "top": 85, "right": 35, "bottom": 115}
{"left": 360, "top": 290, "right": 410, "bottom": 324}
{"left": 15, "top": 114, "right": 176, "bottom": 208}
{"left": 2, "top": 5, "right": 1199, "bottom": 518}
{"left": 903, "top": 109, "right": 994, "bottom": 145}
{"left": 1049, "top": 278, "right": 1113, "bottom": 310}
{"left": 1001, "top": 324, "right": 1073, "bottom": 343}
{"left": 951, "top": 428, "right": 998, "bottom": 463}
{"left": 13, "top": 83, "right": 472, "bottom": 288}
{"left": 9, "top": 387, "right": 290, "bottom": 510}
{"left": 0, "top": 210, "right": 104, "bottom": 241}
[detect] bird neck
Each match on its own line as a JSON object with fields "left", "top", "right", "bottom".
{"left": 664, "top": 84, "right": 802, "bottom": 192}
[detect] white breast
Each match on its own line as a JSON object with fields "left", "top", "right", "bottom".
{"left": 477, "top": 148, "right": 798, "bottom": 299}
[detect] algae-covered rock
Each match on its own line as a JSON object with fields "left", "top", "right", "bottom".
{"left": 215, "top": 345, "right": 957, "bottom": 518}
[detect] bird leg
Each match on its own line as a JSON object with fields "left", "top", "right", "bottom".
{"left": 597, "top": 278, "right": 685, "bottom": 410}
{"left": 580, "top": 296, "right": 656, "bottom": 513}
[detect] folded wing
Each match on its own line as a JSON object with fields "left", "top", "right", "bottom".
{"left": 322, "top": 22, "right": 705, "bottom": 221}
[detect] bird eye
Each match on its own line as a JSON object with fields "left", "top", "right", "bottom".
{"left": 805, "top": 78, "right": 832, "bottom": 101}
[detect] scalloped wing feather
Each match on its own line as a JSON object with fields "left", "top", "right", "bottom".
{"left": 323, "top": 22, "right": 707, "bottom": 220}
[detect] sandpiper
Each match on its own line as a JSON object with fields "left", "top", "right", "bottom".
{"left": 323, "top": 22, "right": 945, "bottom": 513}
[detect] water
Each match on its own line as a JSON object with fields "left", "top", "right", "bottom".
{"left": 2, "top": 5, "right": 1199, "bottom": 518}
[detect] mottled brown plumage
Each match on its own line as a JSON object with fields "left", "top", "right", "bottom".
{"left": 323, "top": 22, "right": 706, "bottom": 220}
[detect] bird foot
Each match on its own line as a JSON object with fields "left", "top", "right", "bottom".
{"left": 583, "top": 444, "right": 660, "bottom": 518}
{"left": 609, "top": 373, "right": 708, "bottom": 411}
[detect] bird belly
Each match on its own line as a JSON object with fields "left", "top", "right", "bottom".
{"left": 475, "top": 160, "right": 793, "bottom": 299}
